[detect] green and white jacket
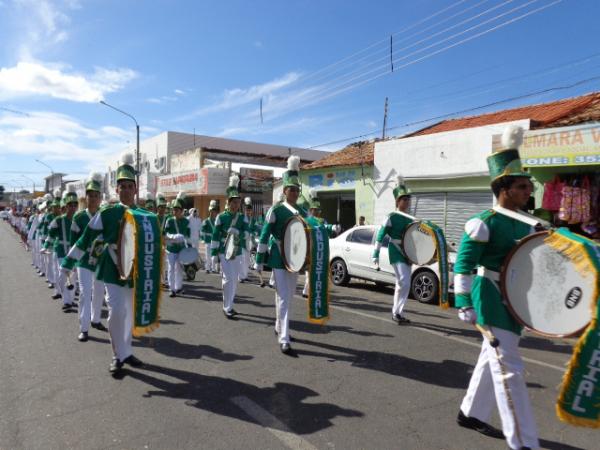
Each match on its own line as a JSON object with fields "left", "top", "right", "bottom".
{"left": 255, "top": 202, "right": 308, "bottom": 270}
{"left": 45, "top": 214, "right": 73, "bottom": 258}
{"left": 62, "top": 203, "right": 139, "bottom": 287}
{"left": 69, "top": 209, "right": 98, "bottom": 271}
{"left": 201, "top": 217, "right": 216, "bottom": 243}
{"left": 210, "top": 210, "right": 248, "bottom": 258}
{"left": 372, "top": 211, "right": 412, "bottom": 265}
{"left": 164, "top": 216, "right": 191, "bottom": 254}
{"left": 454, "top": 208, "right": 533, "bottom": 334}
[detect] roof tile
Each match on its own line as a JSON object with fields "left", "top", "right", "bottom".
{"left": 303, "top": 141, "right": 375, "bottom": 170}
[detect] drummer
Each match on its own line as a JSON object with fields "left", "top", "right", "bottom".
{"left": 156, "top": 193, "right": 169, "bottom": 286}
{"left": 201, "top": 200, "right": 219, "bottom": 274}
{"left": 255, "top": 155, "right": 307, "bottom": 355}
{"left": 454, "top": 125, "right": 538, "bottom": 450}
{"left": 371, "top": 176, "right": 413, "bottom": 324}
{"left": 164, "top": 192, "right": 191, "bottom": 298}
{"left": 70, "top": 172, "right": 107, "bottom": 342}
{"left": 211, "top": 175, "right": 247, "bottom": 318}
{"left": 238, "top": 197, "right": 256, "bottom": 283}
{"left": 61, "top": 153, "right": 145, "bottom": 375}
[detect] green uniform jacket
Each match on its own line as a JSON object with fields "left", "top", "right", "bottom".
{"left": 454, "top": 209, "right": 532, "bottom": 334}
{"left": 210, "top": 210, "right": 248, "bottom": 257}
{"left": 201, "top": 217, "right": 216, "bottom": 243}
{"left": 38, "top": 212, "right": 55, "bottom": 242}
{"left": 69, "top": 209, "right": 97, "bottom": 271}
{"left": 62, "top": 204, "right": 139, "bottom": 287}
{"left": 157, "top": 214, "right": 168, "bottom": 233}
{"left": 256, "top": 202, "right": 308, "bottom": 269}
{"left": 164, "top": 216, "right": 191, "bottom": 254}
{"left": 45, "top": 215, "right": 73, "bottom": 258}
{"left": 373, "top": 211, "right": 412, "bottom": 264}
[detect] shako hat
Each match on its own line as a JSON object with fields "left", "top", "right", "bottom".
{"left": 487, "top": 125, "right": 531, "bottom": 181}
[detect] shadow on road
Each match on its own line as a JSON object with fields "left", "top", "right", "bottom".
{"left": 125, "top": 363, "right": 363, "bottom": 435}
{"left": 143, "top": 336, "right": 253, "bottom": 362}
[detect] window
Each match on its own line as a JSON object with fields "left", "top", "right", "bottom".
{"left": 348, "top": 228, "right": 374, "bottom": 244}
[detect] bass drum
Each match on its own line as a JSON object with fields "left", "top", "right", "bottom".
{"left": 224, "top": 233, "right": 238, "bottom": 260}
{"left": 117, "top": 217, "right": 136, "bottom": 280}
{"left": 178, "top": 246, "right": 199, "bottom": 265}
{"left": 500, "top": 231, "right": 594, "bottom": 337}
{"left": 281, "top": 215, "right": 309, "bottom": 273}
{"left": 401, "top": 221, "right": 437, "bottom": 266}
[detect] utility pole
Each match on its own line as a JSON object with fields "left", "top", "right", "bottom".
{"left": 382, "top": 97, "right": 388, "bottom": 139}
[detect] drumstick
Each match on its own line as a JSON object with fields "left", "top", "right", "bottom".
{"left": 474, "top": 324, "right": 499, "bottom": 348}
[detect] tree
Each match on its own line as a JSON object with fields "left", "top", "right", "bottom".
{"left": 0, "top": 185, "right": 4, "bottom": 201}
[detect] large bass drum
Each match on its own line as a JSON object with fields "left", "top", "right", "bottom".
{"left": 178, "top": 245, "right": 199, "bottom": 265}
{"left": 281, "top": 215, "right": 309, "bottom": 273}
{"left": 500, "top": 231, "right": 594, "bottom": 337}
{"left": 224, "top": 233, "right": 239, "bottom": 260}
{"left": 401, "top": 221, "right": 437, "bottom": 266}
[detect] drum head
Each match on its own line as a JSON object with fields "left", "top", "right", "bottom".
{"left": 117, "top": 218, "right": 136, "bottom": 280}
{"left": 501, "top": 232, "right": 594, "bottom": 337}
{"left": 179, "top": 246, "right": 199, "bottom": 265}
{"left": 282, "top": 215, "right": 308, "bottom": 273}
{"left": 224, "top": 233, "right": 237, "bottom": 260}
{"left": 402, "top": 222, "right": 437, "bottom": 265}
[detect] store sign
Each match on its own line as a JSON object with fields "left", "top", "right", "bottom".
{"left": 240, "top": 167, "right": 273, "bottom": 193}
{"left": 158, "top": 167, "right": 228, "bottom": 195}
{"left": 518, "top": 124, "right": 600, "bottom": 167}
{"left": 308, "top": 169, "right": 357, "bottom": 190}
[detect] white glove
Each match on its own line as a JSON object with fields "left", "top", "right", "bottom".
{"left": 458, "top": 307, "right": 477, "bottom": 324}
{"left": 254, "top": 263, "right": 263, "bottom": 272}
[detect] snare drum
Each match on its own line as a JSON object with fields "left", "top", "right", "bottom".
{"left": 281, "top": 215, "right": 309, "bottom": 273}
{"left": 178, "top": 246, "right": 199, "bottom": 265}
{"left": 224, "top": 233, "right": 238, "bottom": 260}
{"left": 401, "top": 221, "right": 437, "bottom": 266}
{"left": 500, "top": 231, "right": 594, "bottom": 337}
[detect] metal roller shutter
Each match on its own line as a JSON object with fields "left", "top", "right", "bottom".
{"left": 445, "top": 192, "right": 493, "bottom": 248}
{"left": 410, "top": 193, "right": 446, "bottom": 227}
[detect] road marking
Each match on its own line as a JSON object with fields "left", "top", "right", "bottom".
{"left": 231, "top": 396, "right": 318, "bottom": 450}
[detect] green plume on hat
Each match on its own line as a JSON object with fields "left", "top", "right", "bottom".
{"left": 226, "top": 174, "right": 240, "bottom": 199}
{"left": 487, "top": 125, "right": 531, "bottom": 181}
{"left": 282, "top": 155, "right": 301, "bottom": 188}
{"left": 392, "top": 175, "right": 411, "bottom": 200}
{"left": 85, "top": 172, "right": 103, "bottom": 192}
{"left": 171, "top": 191, "right": 186, "bottom": 209}
{"left": 116, "top": 152, "right": 136, "bottom": 182}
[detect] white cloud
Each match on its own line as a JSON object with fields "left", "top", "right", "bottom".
{"left": 0, "top": 61, "right": 137, "bottom": 102}
{"left": 146, "top": 95, "right": 178, "bottom": 104}
{"left": 174, "top": 89, "right": 185, "bottom": 95}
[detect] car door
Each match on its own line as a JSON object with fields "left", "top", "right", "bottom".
{"left": 343, "top": 227, "right": 375, "bottom": 277}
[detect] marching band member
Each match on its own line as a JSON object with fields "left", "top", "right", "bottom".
{"left": 238, "top": 197, "right": 256, "bottom": 283}
{"left": 255, "top": 156, "right": 307, "bottom": 354}
{"left": 372, "top": 176, "right": 413, "bottom": 324}
{"left": 62, "top": 153, "right": 145, "bottom": 375}
{"left": 42, "top": 191, "right": 63, "bottom": 296}
{"left": 71, "top": 172, "right": 107, "bottom": 342}
{"left": 164, "top": 192, "right": 191, "bottom": 298}
{"left": 202, "top": 200, "right": 219, "bottom": 274}
{"left": 47, "top": 185, "right": 79, "bottom": 311}
{"left": 144, "top": 192, "right": 157, "bottom": 213}
{"left": 211, "top": 175, "right": 247, "bottom": 319}
{"left": 454, "top": 125, "right": 538, "bottom": 450}
{"left": 156, "top": 193, "right": 169, "bottom": 286}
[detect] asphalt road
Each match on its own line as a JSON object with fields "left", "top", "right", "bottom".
{"left": 0, "top": 221, "right": 595, "bottom": 450}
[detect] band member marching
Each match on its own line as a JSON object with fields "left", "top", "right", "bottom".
{"left": 42, "top": 191, "right": 63, "bottom": 297}
{"left": 238, "top": 197, "right": 257, "bottom": 283}
{"left": 211, "top": 175, "right": 248, "bottom": 319}
{"left": 202, "top": 200, "right": 219, "bottom": 274}
{"left": 454, "top": 125, "right": 539, "bottom": 450}
{"left": 372, "top": 176, "right": 413, "bottom": 324}
{"left": 164, "top": 192, "right": 191, "bottom": 298}
{"left": 70, "top": 172, "right": 107, "bottom": 342}
{"left": 255, "top": 155, "right": 307, "bottom": 354}
{"left": 62, "top": 153, "right": 145, "bottom": 375}
{"left": 156, "top": 193, "right": 169, "bottom": 286}
{"left": 144, "top": 192, "right": 157, "bottom": 213}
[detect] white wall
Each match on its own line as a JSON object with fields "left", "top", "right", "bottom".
{"left": 373, "top": 119, "right": 530, "bottom": 223}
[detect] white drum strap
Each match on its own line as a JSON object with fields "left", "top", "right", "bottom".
{"left": 493, "top": 205, "right": 550, "bottom": 229}
{"left": 282, "top": 202, "right": 299, "bottom": 216}
{"left": 389, "top": 238, "right": 403, "bottom": 253}
{"left": 392, "top": 210, "right": 417, "bottom": 221}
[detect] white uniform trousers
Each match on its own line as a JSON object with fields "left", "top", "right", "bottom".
{"left": 392, "top": 262, "right": 411, "bottom": 316}
{"left": 204, "top": 244, "right": 214, "bottom": 272}
{"left": 273, "top": 269, "right": 298, "bottom": 345}
{"left": 269, "top": 270, "right": 276, "bottom": 287}
{"left": 219, "top": 254, "right": 240, "bottom": 313}
{"left": 238, "top": 248, "right": 250, "bottom": 281}
{"left": 460, "top": 327, "right": 539, "bottom": 450}
{"left": 44, "top": 252, "right": 54, "bottom": 283}
{"left": 302, "top": 271, "right": 309, "bottom": 296}
{"left": 57, "top": 258, "right": 74, "bottom": 305}
{"left": 167, "top": 251, "right": 183, "bottom": 292}
{"left": 77, "top": 267, "right": 104, "bottom": 332}
{"left": 105, "top": 283, "right": 134, "bottom": 362}
{"left": 33, "top": 236, "right": 40, "bottom": 269}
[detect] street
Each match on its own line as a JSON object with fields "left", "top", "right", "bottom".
{"left": 0, "top": 222, "right": 595, "bottom": 450}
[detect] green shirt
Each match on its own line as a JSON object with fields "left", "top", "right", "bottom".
{"left": 373, "top": 211, "right": 412, "bottom": 264}
{"left": 454, "top": 209, "right": 533, "bottom": 334}
{"left": 210, "top": 210, "right": 248, "bottom": 257}
{"left": 201, "top": 217, "right": 216, "bottom": 243}
{"left": 164, "top": 216, "right": 191, "bottom": 253}
{"left": 70, "top": 209, "right": 97, "bottom": 270}
{"left": 45, "top": 214, "right": 73, "bottom": 258}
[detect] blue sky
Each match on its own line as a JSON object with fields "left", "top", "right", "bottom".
{"left": 0, "top": 0, "right": 599, "bottom": 192}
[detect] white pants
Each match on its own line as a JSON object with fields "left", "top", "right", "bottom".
{"left": 460, "top": 327, "right": 539, "bottom": 450}
{"left": 239, "top": 249, "right": 250, "bottom": 280}
{"left": 273, "top": 269, "right": 298, "bottom": 345}
{"left": 392, "top": 262, "right": 411, "bottom": 316}
{"left": 44, "top": 252, "right": 54, "bottom": 284}
{"left": 205, "top": 244, "right": 214, "bottom": 272}
{"left": 219, "top": 254, "right": 240, "bottom": 312}
{"left": 77, "top": 267, "right": 104, "bottom": 332}
{"left": 105, "top": 283, "right": 133, "bottom": 362}
{"left": 167, "top": 252, "right": 183, "bottom": 292}
{"left": 57, "top": 257, "right": 74, "bottom": 305}
{"left": 302, "top": 271, "right": 309, "bottom": 296}
{"left": 269, "top": 270, "right": 276, "bottom": 287}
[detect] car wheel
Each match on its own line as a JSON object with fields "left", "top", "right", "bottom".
{"left": 411, "top": 270, "right": 439, "bottom": 304}
{"left": 330, "top": 258, "right": 350, "bottom": 286}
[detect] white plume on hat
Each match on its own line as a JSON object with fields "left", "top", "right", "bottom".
{"left": 287, "top": 155, "right": 300, "bottom": 171}
{"left": 244, "top": 197, "right": 252, "bottom": 206}
{"left": 44, "top": 193, "right": 52, "bottom": 201}
{"left": 501, "top": 124, "right": 524, "bottom": 150}
{"left": 308, "top": 188, "right": 318, "bottom": 200}
{"left": 146, "top": 192, "right": 154, "bottom": 201}
{"left": 176, "top": 191, "right": 186, "bottom": 200}
{"left": 121, "top": 152, "right": 135, "bottom": 165}
{"left": 395, "top": 175, "right": 405, "bottom": 188}
{"left": 229, "top": 174, "right": 239, "bottom": 188}
{"left": 89, "top": 171, "right": 103, "bottom": 183}
{"left": 67, "top": 182, "right": 77, "bottom": 193}
{"left": 53, "top": 188, "right": 62, "bottom": 199}
{"left": 209, "top": 199, "right": 217, "bottom": 207}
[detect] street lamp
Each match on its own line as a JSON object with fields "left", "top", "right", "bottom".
{"left": 35, "top": 159, "right": 58, "bottom": 193}
{"left": 99, "top": 100, "right": 140, "bottom": 203}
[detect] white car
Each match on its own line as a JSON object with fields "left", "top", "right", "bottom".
{"left": 329, "top": 225, "right": 455, "bottom": 304}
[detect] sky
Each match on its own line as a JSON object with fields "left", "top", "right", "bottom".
{"left": 1, "top": 0, "right": 599, "bottom": 192}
